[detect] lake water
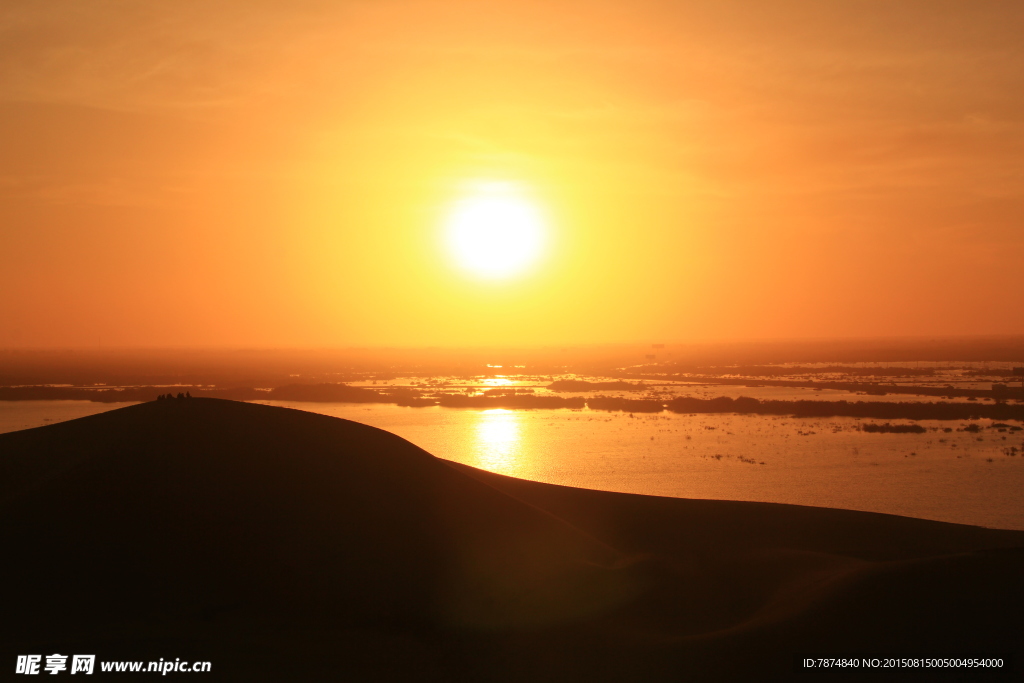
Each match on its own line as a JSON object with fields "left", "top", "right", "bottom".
{"left": 0, "top": 400, "right": 141, "bottom": 434}
{"left": 2, "top": 400, "right": 1022, "bottom": 530}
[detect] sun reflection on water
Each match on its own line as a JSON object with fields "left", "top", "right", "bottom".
{"left": 474, "top": 409, "right": 523, "bottom": 475}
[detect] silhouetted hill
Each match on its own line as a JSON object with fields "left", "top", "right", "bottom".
{"left": 1, "top": 400, "right": 1021, "bottom": 681}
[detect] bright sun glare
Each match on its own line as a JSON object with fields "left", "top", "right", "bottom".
{"left": 444, "top": 183, "right": 547, "bottom": 279}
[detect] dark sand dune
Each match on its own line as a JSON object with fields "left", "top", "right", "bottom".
{"left": 1, "top": 399, "right": 1021, "bottom": 681}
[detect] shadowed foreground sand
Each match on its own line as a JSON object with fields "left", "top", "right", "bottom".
{"left": 1, "top": 399, "right": 1021, "bottom": 681}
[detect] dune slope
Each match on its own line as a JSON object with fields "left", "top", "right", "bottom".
{"left": 1, "top": 399, "right": 1021, "bottom": 681}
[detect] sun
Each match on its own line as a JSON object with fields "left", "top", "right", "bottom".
{"left": 443, "top": 182, "right": 547, "bottom": 279}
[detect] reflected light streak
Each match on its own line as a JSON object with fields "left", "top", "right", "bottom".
{"left": 474, "top": 408, "right": 523, "bottom": 475}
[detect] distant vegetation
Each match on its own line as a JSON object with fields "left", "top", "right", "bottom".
{"left": 963, "top": 368, "right": 1024, "bottom": 377}
{"left": 642, "top": 376, "right": 999, "bottom": 401}
{"left": 860, "top": 423, "right": 927, "bottom": 434}
{"left": 0, "top": 385, "right": 265, "bottom": 403}
{"left": 435, "top": 395, "right": 585, "bottom": 410}
{"left": 0, "top": 384, "right": 393, "bottom": 404}
{"left": 548, "top": 380, "right": 645, "bottom": 392}
{"left": 3, "top": 384, "right": 1023, "bottom": 422}
{"left": 683, "top": 365, "right": 939, "bottom": 377}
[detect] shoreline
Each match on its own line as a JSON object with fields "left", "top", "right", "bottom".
{"left": 2, "top": 384, "right": 1023, "bottom": 421}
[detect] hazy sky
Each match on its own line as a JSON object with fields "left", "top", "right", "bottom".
{"left": 2, "top": 1, "right": 1022, "bottom": 348}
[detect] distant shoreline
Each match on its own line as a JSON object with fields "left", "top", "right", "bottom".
{"left": 2, "top": 384, "right": 1023, "bottom": 422}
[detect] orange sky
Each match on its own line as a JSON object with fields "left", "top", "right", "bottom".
{"left": 1, "top": 1, "right": 1022, "bottom": 348}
